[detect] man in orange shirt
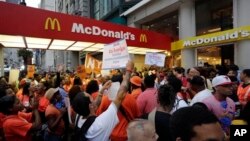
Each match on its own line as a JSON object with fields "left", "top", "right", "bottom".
{"left": 130, "top": 76, "right": 142, "bottom": 100}
{"left": 238, "top": 69, "right": 250, "bottom": 107}
{"left": 96, "top": 73, "right": 141, "bottom": 141}
{"left": 0, "top": 95, "right": 41, "bottom": 141}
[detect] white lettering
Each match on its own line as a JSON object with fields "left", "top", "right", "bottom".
{"left": 241, "top": 30, "right": 250, "bottom": 37}
{"left": 230, "top": 31, "right": 238, "bottom": 39}
{"left": 204, "top": 38, "right": 210, "bottom": 43}
{"left": 101, "top": 29, "right": 108, "bottom": 37}
{"left": 93, "top": 26, "right": 101, "bottom": 35}
{"left": 183, "top": 41, "right": 191, "bottom": 47}
{"left": 130, "top": 34, "right": 135, "bottom": 40}
{"left": 85, "top": 27, "right": 92, "bottom": 34}
{"left": 234, "top": 129, "right": 247, "bottom": 136}
{"left": 196, "top": 39, "right": 203, "bottom": 45}
{"left": 72, "top": 23, "right": 84, "bottom": 33}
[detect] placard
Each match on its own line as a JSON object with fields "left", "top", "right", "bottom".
{"left": 85, "top": 54, "right": 102, "bottom": 74}
{"left": 145, "top": 52, "right": 166, "bottom": 67}
{"left": 102, "top": 39, "right": 129, "bottom": 69}
{"left": 9, "top": 69, "right": 20, "bottom": 84}
{"left": 27, "top": 65, "right": 35, "bottom": 78}
{"left": 107, "top": 82, "right": 120, "bottom": 101}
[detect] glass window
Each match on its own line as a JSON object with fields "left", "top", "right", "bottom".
{"left": 195, "top": 0, "right": 233, "bottom": 35}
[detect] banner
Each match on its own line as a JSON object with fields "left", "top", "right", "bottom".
{"left": 145, "top": 52, "right": 166, "bottom": 67}
{"left": 76, "top": 65, "right": 86, "bottom": 79}
{"left": 9, "top": 69, "right": 20, "bottom": 84}
{"left": 102, "top": 39, "right": 129, "bottom": 69}
{"left": 27, "top": 65, "right": 35, "bottom": 78}
{"left": 85, "top": 54, "right": 102, "bottom": 74}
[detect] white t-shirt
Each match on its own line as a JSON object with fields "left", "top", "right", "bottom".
{"left": 190, "top": 89, "right": 213, "bottom": 106}
{"left": 76, "top": 102, "right": 119, "bottom": 141}
{"left": 170, "top": 95, "right": 189, "bottom": 114}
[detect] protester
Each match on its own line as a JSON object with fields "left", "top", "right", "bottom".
{"left": 202, "top": 75, "right": 235, "bottom": 135}
{"left": 86, "top": 80, "right": 99, "bottom": 100}
{"left": 237, "top": 69, "right": 250, "bottom": 107}
{"left": 127, "top": 119, "right": 158, "bottom": 141}
{"left": 130, "top": 75, "right": 142, "bottom": 100}
{"left": 170, "top": 106, "right": 225, "bottom": 141}
{"left": 72, "top": 61, "right": 135, "bottom": 141}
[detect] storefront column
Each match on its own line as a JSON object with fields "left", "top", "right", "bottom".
{"left": 179, "top": 0, "right": 196, "bottom": 69}
{"left": 0, "top": 47, "right": 4, "bottom": 76}
{"left": 233, "top": 0, "right": 250, "bottom": 69}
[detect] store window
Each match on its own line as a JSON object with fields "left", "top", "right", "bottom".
{"left": 93, "top": 0, "right": 121, "bottom": 20}
{"left": 195, "top": 0, "right": 233, "bottom": 35}
{"left": 142, "top": 11, "right": 179, "bottom": 41}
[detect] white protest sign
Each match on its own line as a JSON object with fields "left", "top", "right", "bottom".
{"left": 9, "top": 69, "right": 20, "bottom": 84}
{"left": 145, "top": 52, "right": 166, "bottom": 67}
{"left": 107, "top": 82, "right": 120, "bottom": 101}
{"left": 102, "top": 39, "right": 129, "bottom": 69}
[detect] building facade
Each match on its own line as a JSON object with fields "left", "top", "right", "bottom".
{"left": 123, "top": 0, "right": 250, "bottom": 70}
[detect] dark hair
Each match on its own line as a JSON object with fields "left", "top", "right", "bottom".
{"left": 189, "top": 76, "right": 205, "bottom": 87}
{"left": 174, "top": 67, "right": 183, "bottom": 74}
{"left": 0, "top": 95, "right": 15, "bottom": 114}
{"left": 167, "top": 75, "right": 182, "bottom": 93}
{"left": 73, "top": 76, "right": 82, "bottom": 85}
{"left": 228, "top": 76, "right": 238, "bottom": 82}
{"left": 111, "top": 74, "right": 123, "bottom": 84}
{"left": 23, "top": 82, "right": 30, "bottom": 96}
{"left": 72, "top": 92, "right": 91, "bottom": 117}
{"left": 158, "top": 84, "right": 176, "bottom": 110}
{"left": 192, "top": 102, "right": 208, "bottom": 110}
{"left": 170, "top": 106, "right": 218, "bottom": 141}
{"left": 40, "top": 80, "right": 50, "bottom": 91}
{"left": 86, "top": 80, "right": 99, "bottom": 95}
{"left": 242, "top": 69, "right": 250, "bottom": 77}
{"left": 144, "top": 74, "right": 156, "bottom": 88}
{"left": 68, "top": 85, "right": 82, "bottom": 103}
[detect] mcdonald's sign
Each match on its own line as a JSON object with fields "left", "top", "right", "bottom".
{"left": 140, "top": 34, "right": 147, "bottom": 43}
{"left": 44, "top": 17, "right": 61, "bottom": 31}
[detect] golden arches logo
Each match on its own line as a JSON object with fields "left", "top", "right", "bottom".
{"left": 140, "top": 34, "right": 147, "bottom": 43}
{"left": 44, "top": 17, "right": 61, "bottom": 31}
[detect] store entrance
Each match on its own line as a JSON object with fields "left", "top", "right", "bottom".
{"left": 197, "top": 44, "right": 234, "bottom": 66}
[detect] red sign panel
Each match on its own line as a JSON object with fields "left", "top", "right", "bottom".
{"left": 0, "top": 2, "right": 171, "bottom": 50}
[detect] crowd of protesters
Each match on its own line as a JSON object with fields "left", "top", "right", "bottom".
{"left": 0, "top": 62, "right": 250, "bottom": 141}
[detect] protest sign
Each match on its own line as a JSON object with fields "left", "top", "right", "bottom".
{"left": 27, "top": 65, "right": 35, "bottom": 78}
{"left": 9, "top": 69, "right": 20, "bottom": 84}
{"left": 85, "top": 54, "right": 102, "bottom": 74}
{"left": 145, "top": 52, "right": 166, "bottom": 67}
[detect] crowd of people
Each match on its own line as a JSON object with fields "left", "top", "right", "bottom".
{"left": 0, "top": 61, "right": 250, "bottom": 141}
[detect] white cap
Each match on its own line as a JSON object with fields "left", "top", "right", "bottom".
{"left": 212, "top": 75, "right": 233, "bottom": 87}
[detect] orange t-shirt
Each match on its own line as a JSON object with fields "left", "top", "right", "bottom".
{"left": 45, "top": 105, "right": 65, "bottom": 135}
{"left": 91, "top": 91, "right": 99, "bottom": 100}
{"left": 96, "top": 94, "right": 141, "bottom": 141}
{"left": 2, "top": 115, "right": 32, "bottom": 141}
{"left": 237, "top": 83, "right": 250, "bottom": 106}
{"left": 131, "top": 88, "right": 142, "bottom": 100}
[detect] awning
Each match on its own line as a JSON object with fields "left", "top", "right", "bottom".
{"left": 0, "top": 2, "right": 172, "bottom": 55}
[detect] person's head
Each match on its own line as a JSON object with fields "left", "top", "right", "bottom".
{"left": 127, "top": 119, "right": 158, "bottom": 141}
{"left": 167, "top": 75, "right": 182, "bottom": 93}
{"left": 170, "top": 106, "right": 224, "bottom": 141}
{"left": 68, "top": 85, "right": 82, "bottom": 103}
{"left": 189, "top": 76, "right": 205, "bottom": 93}
{"left": 192, "top": 102, "right": 208, "bottom": 110}
{"left": 36, "top": 80, "right": 50, "bottom": 95}
{"left": 45, "top": 88, "right": 61, "bottom": 105}
{"left": 212, "top": 75, "right": 233, "bottom": 96}
{"left": 130, "top": 76, "right": 142, "bottom": 90}
{"left": 86, "top": 80, "right": 99, "bottom": 95}
{"left": 227, "top": 69, "right": 237, "bottom": 77}
{"left": 144, "top": 74, "right": 156, "bottom": 88}
{"left": 22, "top": 82, "right": 30, "bottom": 96}
{"left": 111, "top": 74, "right": 123, "bottom": 84}
{"left": 0, "top": 95, "right": 24, "bottom": 115}
{"left": 157, "top": 84, "right": 176, "bottom": 111}
{"left": 240, "top": 69, "right": 250, "bottom": 82}
{"left": 173, "top": 67, "right": 184, "bottom": 77}
{"left": 228, "top": 76, "right": 239, "bottom": 93}
{"left": 71, "top": 92, "right": 91, "bottom": 117}
{"left": 73, "top": 76, "right": 82, "bottom": 86}
{"left": 188, "top": 67, "right": 200, "bottom": 79}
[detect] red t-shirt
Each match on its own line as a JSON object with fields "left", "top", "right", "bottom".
{"left": 2, "top": 115, "right": 32, "bottom": 141}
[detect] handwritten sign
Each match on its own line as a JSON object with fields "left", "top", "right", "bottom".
{"left": 145, "top": 52, "right": 166, "bottom": 67}
{"left": 85, "top": 54, "right": 102, "bottom": 74}
{"left": 102, "top": 39, "right": 129, "bottom": 69}
{"left": 9, "top": 69, "right": 20, "bottom": 84}
{"left": 27, "top": 65, "right": 35, "bottom": 78}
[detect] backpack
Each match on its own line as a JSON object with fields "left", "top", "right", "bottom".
{"left": 72, "top": 115, "right": 97, "bottom": 141}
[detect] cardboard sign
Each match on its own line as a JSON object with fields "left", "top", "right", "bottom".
{"left": 145, "top": 52, "right": 166, "bottom": 67}
{"left": 9, "top": 69, "right": 20, "bottom": 84}
{"left": 76, "top": 65, "right": 86, "bottom": 79}
{"left": 27, "top": 65, "right": 35, "bottom": 78}
{"left": 102, "top": 39, "right": 129, "bottom": 69}
{"left": 107, "top": 82, "right": 120, "bottom": 101}
{"left": 85, "top": 54, "right": 102, "bottom": 74}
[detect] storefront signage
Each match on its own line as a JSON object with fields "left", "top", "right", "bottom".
{"left": 102, "top": 39, "right": 129, "bottom": 70}
{"left": 171, "top": 26, "right": 250, "bottom": 51}
{"left": 0, "top": 2, "right": 171, "bottom": 50}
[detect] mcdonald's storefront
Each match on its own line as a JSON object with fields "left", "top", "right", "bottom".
{"left": 171, "top": 25, "right": 250, "bottom": 68}
{"left": 0, "top": 2, "right": 172, "bottom": 72}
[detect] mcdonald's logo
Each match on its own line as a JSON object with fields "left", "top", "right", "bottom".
{"left": 44, "top": 17, "right": 61, "bottom": 31}
{"left": 140, "top": 34, "right": 147, "bottom": 43}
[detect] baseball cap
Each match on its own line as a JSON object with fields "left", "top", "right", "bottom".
{"left": 45, "top": 88, "right": 59, "bottom": 101}
{"left": 212, "top": 75, "right": 233, "bottom": 87}
{"left": 130, "top": 76, "right": 142, "bottom": 87}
